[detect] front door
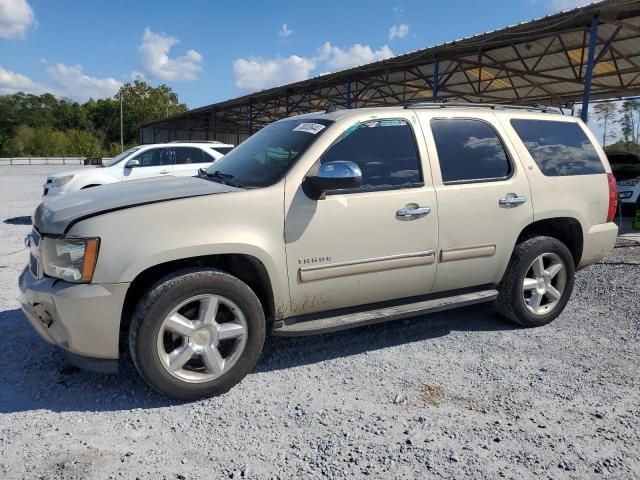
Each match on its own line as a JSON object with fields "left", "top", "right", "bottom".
{"left": 124, "top": 147, "right": 174, "bottom": 181}
{"left": 417, "top": 111, "right": 533, "bottom": 293}
{"left": 284, "top": 117, "right": 439, "bottom": 317}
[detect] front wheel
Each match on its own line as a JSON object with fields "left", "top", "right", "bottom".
{"left": 496, "top": 236, "right": 575, "bottom": 327}
{"left": 129, "top": 268, "right": 266, "bottom": 400}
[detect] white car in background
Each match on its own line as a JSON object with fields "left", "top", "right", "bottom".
{"left": 42, "top": 141, "right": 234, "bottom": 197}
{"left": 606, "top": 149, "right": 640, "bottom": 215}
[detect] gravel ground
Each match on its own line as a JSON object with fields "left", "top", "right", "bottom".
{"left": 0, "top": 165, "right": 639, "bottom": 480}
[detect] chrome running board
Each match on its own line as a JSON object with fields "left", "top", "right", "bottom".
{"left": 273, "top": 289, "right": 498, "bottom": 336}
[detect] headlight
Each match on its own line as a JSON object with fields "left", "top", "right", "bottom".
{"left": 618, "top": 191, "right": 633, "bottom": 199}
{"left": 42, "top": 237, "right": 100, "bottom": 283}
{"left": 53, "top": 175, "right": 74, "bottom": 187}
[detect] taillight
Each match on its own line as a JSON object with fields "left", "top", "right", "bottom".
{"left": 607, "top": 173, "right": 618, "bottom": 222}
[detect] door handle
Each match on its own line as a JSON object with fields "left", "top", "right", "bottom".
{"left": 159, "top": 169, "right": 171, "bottom": 174}
{"left": 499, "top": 193, "right": 527, "bottom": 208}
{"left": 396, "top": 206, "right": 431, "bottom": 218}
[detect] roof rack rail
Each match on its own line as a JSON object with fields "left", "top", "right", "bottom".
{"left": 169, "top": 140, "right": 224, "bottom": 144}
{"left": 404, "top": 102, "right": 561, "bottom": 114}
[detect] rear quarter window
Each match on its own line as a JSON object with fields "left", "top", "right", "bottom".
{"left": 510, "top": 119, "right": 605, "bottom": 176}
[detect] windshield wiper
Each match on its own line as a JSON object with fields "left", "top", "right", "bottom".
{"left": 202, "top": 170, "right": 250, "bottom": 189}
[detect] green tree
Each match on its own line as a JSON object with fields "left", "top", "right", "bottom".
{"left": 66, "top": 129, "right": 103, "bottom": 157}
{"left": 592, "top": 102, "right": 617, "bottom": 147}
{"left": 114, "top": 81, "right": 188, "bottom": 149}
{"left": 4, "top": 125, "right": 36, "bottom": 156}
{"left": 616, "top": 99, "right": 640, "bottom": 149}
{"left": 0, "top": 81, "right": 189, "bottom": 156}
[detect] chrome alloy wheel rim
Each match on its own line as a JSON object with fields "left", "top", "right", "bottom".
{"left": 522, "top": 252, "right": 567, "bottom": 316}
{"left": 156, "top": 294, "right": 248, "bottom": 383}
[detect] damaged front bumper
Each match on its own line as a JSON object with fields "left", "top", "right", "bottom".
{"left": 18, "top": 266, "right": 129, "bottom": 373}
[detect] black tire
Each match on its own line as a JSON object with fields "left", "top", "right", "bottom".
{"left": 129, "top": 268, "right": 266, "bottom": 400}
{"left": 496, "top": 236, "right": 575, "bottom": 327}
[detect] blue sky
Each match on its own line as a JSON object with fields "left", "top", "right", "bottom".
{"left": 0, "top": 0, "right": 595, "bottom": 108}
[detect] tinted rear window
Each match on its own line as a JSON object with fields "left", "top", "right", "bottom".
{"left": 510, "top": 119, "right": 604, "bottom": 176}
{"left": 431, "top": 119, "right": 511, "bottom": 183}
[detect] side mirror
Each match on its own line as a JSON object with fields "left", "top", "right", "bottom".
{"left": 304, "top": 161, "right": 362, "bottom": 198}
{"left": 125, "top": 159, "right": 140, "bottom": 169}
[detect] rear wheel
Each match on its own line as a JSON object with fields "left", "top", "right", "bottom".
{"left": 129, "top": 268, "right": 266, "bottom": 400}
{"left": 496, "top": 236, "right": 575, "bottom": 327}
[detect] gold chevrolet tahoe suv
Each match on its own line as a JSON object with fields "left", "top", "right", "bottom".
{"left": 19, "top": 104, "right": 619, "bottom": 399}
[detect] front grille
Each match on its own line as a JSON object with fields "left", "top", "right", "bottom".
{"left": 29, "top": 229, "right": 41, "bottom": 278}
{"left": 29, "top": 254, "right": 38, "bottom": 276}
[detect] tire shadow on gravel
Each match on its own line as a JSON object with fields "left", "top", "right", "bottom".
{"left": 257, "top": 303, "right": 517, "bottom": 373}
{"left": 0, "top": 308, "right": 174, "bottom": 414}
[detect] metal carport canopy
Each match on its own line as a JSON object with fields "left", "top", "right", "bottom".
{"left": 141, "top": 0, "right": 640, "bottom": 144}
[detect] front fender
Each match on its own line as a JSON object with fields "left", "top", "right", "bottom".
{"left": 67, "top": 186, "right": 291, "bottom": 317}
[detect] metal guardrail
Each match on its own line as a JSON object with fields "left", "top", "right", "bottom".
{"left": 0, "top": 157, "right": 108, "bottom": 166}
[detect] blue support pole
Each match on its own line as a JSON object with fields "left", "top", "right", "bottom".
{"left": 581, "top": 17, "right": 598, "bottom": 123}
{"left": 433, "top": 58, "right": 439, "bottom": 99}
{"left": 345, "top": 78, "right": 352, "bottom": 108}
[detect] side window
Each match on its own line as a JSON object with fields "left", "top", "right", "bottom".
{"left": 510, "top": 119, "right": 605, "bottom": 176}
{"left": 133, "top": 148, "right": 173, "bottom": 167}
{"left": 175, "top": 147, "right": 206, "bottom": 164}
{"left": 431, "top": 119, "right": 511, "bottom": 183}
{"left": 321, "top": 119, "right": 422, "bottom": 190}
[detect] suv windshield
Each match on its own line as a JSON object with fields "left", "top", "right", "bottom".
{"left": 102, "top": 146, "right": 141, "bottom": 167}
{"left": 205, "top": 118, "right": 333, "bottom": 188}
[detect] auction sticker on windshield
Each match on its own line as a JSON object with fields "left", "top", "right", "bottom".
{"left": 293, "top": 123, "right": 326, "bottom": 134}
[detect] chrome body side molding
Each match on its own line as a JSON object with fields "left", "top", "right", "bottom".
{"left": 298, "top": 250, "right": 436, "bottom": 283}
{"left": 440, "top": 244, "right": 496, "bottom": 263}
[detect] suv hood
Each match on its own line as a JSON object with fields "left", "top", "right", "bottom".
{"left": 34, "top": 175, "right": 239, "bottom": 234}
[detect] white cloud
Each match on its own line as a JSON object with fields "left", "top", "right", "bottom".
{"left": 279, "top": 23, "right": 293, "bottom": 38}
{"left": 0, "top": 65, "right": 45, "bottom": 94}
{"left": 138, "top": 27, "right": 203, "bottom": 81}
{"left": 232, "top": 41, "right": 394, "bottom": 91}
{"left": 317, "top": 42, "right": 394, "bottom": 70}
{"left": 0, "top": 0, "right": 36, "bottom": 39}
{"left": 233, "top": 55, "right": 314, "bottom": 90}
{"left": 0, "top": 63, "right": 121, "bottom": 101}
{"left": 547, "top": 0, "right": 592, "bottom": 11}
{"left": 47, "top": 63, "right": 121, "bottom": 101}
{"left": 388, "top": 24, "right": 409, "bottom": 40}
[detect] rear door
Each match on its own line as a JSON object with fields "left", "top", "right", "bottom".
{"left": 173, "top": 147, "right": 216, "bottom": 177}
{"left": 416, "top": 110, "right": 533, "bottom": 293}
{"left": 123, "top": 147, "right": 174, "bottom": 181}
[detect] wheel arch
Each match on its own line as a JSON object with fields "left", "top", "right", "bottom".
{"left": 516, "top": 217, "right": 583, "bottom": 266}
{"left": 119, "top": 253, "right": 276, "bottom": 352}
